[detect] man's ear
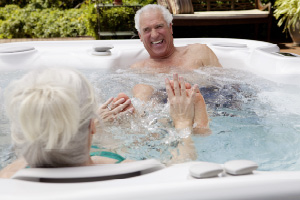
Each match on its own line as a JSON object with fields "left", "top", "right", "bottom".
{"left": 138, "top": 32, "right": 143, "bottom": 42}
{"left": 170, "top": 23, "right": 173, "bottom": 35}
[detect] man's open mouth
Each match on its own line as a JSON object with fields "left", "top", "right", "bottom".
{"left": 151, "top": 40, "right": 163, "bottom": 44}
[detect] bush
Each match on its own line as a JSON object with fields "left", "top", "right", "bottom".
{"left": 90, "top": 0, "right": 156, "bottom": 38}
{"left": 0, "top": 0, "right": 156, "bottom": 39}
{"left": 26, "top": 8, "right": 88, "bottom": 37}
{"left": 98, "top": 7, "right": 136, "bottom": 30}
{"left": 29, "top": 0, "right": 85, "bottom": 9}
{"left": 0, "top": 4, "right": 90, "bottom": 38}
{"left": 0, "top": 0, "right": 84, "bottom": 8}
{"left": 0, "top": 0, "right": 30, "bottom": 8}
{"left": 0, "top": 5, "right": 27, "bottom": 38}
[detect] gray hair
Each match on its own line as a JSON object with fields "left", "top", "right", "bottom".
{"left": 4, "top": 68, "right": 98, "bottom": 167}
{"left": 135, "top": 4, "right": 173, "bottom": 33}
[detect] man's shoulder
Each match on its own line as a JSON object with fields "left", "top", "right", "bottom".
{"left": 187, "top": 43, "right": 209, "bottom": 50}
{"left": 187, "top": 43, "right": 216, "bottom": 55}
{"left": 185, "top": 43, "right": 222, "bottom": 67}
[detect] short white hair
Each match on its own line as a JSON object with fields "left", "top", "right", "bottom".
{"left": 135, "top": 4, "right": 173, "bottom": 33}
{"left": 4, "top": 68, "right": 98, "bottom": 167}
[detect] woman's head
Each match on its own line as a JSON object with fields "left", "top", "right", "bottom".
{"left": 5, "top": 68, "right": 98, "bottom": 167}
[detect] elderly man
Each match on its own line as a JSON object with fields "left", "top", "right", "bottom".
{"left": 131, "top": 4, "right": 222, "bottom": 71}
{"left": 130, "top": 4, "right": 215, "bottom": 133}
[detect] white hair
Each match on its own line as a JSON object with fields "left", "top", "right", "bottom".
{"left": 4, "top": 68, "right": 98, "bottom": 167}
{"left": 134, "top": 4, "right": 173, "bottom": 33}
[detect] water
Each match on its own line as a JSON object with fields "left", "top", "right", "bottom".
{"left": 1, "top": 67, "right": 300, "bottom": 171}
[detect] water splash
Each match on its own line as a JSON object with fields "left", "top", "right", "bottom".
{"left": 1, "top": 67, "right": 300, "bottom": 170}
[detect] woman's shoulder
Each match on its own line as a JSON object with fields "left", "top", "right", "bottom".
{"left": 0, "top": 158, "right": 27, "bottom": 179}
{"left": 90, "top": 150, "right": 126, "bottom": 164}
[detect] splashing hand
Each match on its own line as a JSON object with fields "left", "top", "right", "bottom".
{"left": 97, "top": 94, "right": 134, "bottom": 123}
{"left": 165, "top": 74, "right": 198, "bottom": 130}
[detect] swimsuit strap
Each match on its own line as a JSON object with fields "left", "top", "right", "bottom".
{"left": 90, "top": 146, "right": 126, "bottom": 164}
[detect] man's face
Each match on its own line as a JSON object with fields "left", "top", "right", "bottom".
{"left": 138, "top": 10, "right": 174, "bottom": 59}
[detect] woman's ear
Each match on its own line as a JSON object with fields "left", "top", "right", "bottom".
{"left": 89, "top": 119, "right": 96, "bottom": 135}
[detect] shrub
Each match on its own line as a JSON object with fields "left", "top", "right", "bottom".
{"left": 274, "top": 0, "right": 300, "bottom": 33}
{"left": 0, "top": 0, "right": 157, "bottom": 39}
{"left": 89, "top": 0, "right": 156, "bottom": 38}
{"left": 0, "top": 4, "right": 90, "bottom": 38}
{"left": 0, "top": 0, "right": 30, "bottom": 8}
{"left": 0, "top": 0, "right": 84, "bottom": 8}
{"left": 0, "top": 5, "right": 27, "bottom": 38}
{"left": 29, "top": 0, "right": 85, "bottom": 9}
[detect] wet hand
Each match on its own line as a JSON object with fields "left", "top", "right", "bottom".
{"left": 165, "top": 74, "right": 198, "bottom": 130}
{"left": 97, "top": 96, "right": 134, "bottom": 123}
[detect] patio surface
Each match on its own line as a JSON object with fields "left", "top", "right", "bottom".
{"left": 0, "top": 37, "right": 299, "bottom": 55}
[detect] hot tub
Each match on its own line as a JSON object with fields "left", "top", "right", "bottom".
{"left": 0, "top": 38, "right": 300, "bottom": 200}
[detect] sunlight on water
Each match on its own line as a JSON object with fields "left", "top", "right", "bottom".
{"left": 1, "top": 67, "right": 300, "bottom": 170}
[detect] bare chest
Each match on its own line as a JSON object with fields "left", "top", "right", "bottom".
{"left": 144, "top": 51, "right": 203, "bottom": 72}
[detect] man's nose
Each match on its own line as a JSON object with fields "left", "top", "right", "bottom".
{"left": 150, "top": 29, "right": 159, "bottom": 38}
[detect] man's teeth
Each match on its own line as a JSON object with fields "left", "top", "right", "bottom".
{"left": 152, "top": 40, "right": 163, "bottom": 44}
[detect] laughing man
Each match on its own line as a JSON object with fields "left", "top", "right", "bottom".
{"left": 131, "top": 4, "right": 222, "bottom": 72}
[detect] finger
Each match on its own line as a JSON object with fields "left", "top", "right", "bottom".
{"left": 187, "top": 84, "right": 200, "bottom": 97}
{"left": 112, "top": 97, "right": 126, "bottom": 106}
{"left": 165, "top": 77, "right": 174, "bottom": 99}
{"left": 103, "top": 116, "right": 114, "bottom": 123}
{"left": 170, "top": 80, "right": 192, "bottom": 90}
{"left": 113, "top": 93, "right": 130, "bottom": 103}
{"left": 180, "top": 77, "right": 187, "bottom": 97}
{"left": 110, "top": 98, "right": 126, "bottom": 110}
{"left": 112, "top": 99, "right": 131, "bottom": 114}
{"left": 127, "top": 107, "right": 135, "bottom": 113}
{"left": 100, "top": 97, "right": 114, "bottom": 109}
{"left": 118, "top": 107, "right": 135, "bottom": 117}
{"left": 185, "top": 82, "right": 192, "bottom": 90}
{"left": 101, "top": 111, "right": 114, "bottom": 121}
{"left": 173, "top": 73, "right": 180, "bottom": 96}
{"left": 191, "top": 84, "right": 198, "bottom": 102}
{"left": 195, "top": 86, "right": 200, "bottom": 93}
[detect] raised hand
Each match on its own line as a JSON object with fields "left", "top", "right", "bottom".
{"left": 165, "top": 74, "right": 198, "bottom": 130}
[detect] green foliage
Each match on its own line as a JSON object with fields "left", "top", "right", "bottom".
{"left": 0, "top": 0, "right": 155, "bottom": 8}
{"left": 89, "top": 0, "right": 156, "bottom": 38}
{"left": 0, "top": 4, "right": 90, "bottom": 38}
{"left": 96, "top": 0, "right": 155, "bottom": 6}
{"left": 29, "top": 0, "right": 85, "bottom": 9}
{"left": 274, "top": 0, "right": 300, "bottom": 33}
{"left": 0, "top": 0, "right": 84, "bottom": 8}
{"left": 83, "top": 2, "right": 98, "bottom": 38}
{"left": 126, "top": 0, "right": 156, "bottom": 5}
{"left": 0, "top": 0, "right": 156, "bottom": 39}
{"left": 0, "top": 0, "right": 30, "bottom": 8}
{"left": 98, "top": 7, "right": 135, "bottom": 30}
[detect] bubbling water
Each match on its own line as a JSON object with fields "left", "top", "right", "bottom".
{"left": 1, "top": 67, "right": 300, "bottom": 170}
{"left": 83, "top": 67, "right": 300, "bottom": 169}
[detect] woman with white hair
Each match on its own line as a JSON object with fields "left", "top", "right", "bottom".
{"left": 0, "top": 68, "right": 197, "bottom": 178}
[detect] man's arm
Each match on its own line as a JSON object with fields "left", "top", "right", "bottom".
{"left": 204, "top": 45, "right": 222, "bottom": 67}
